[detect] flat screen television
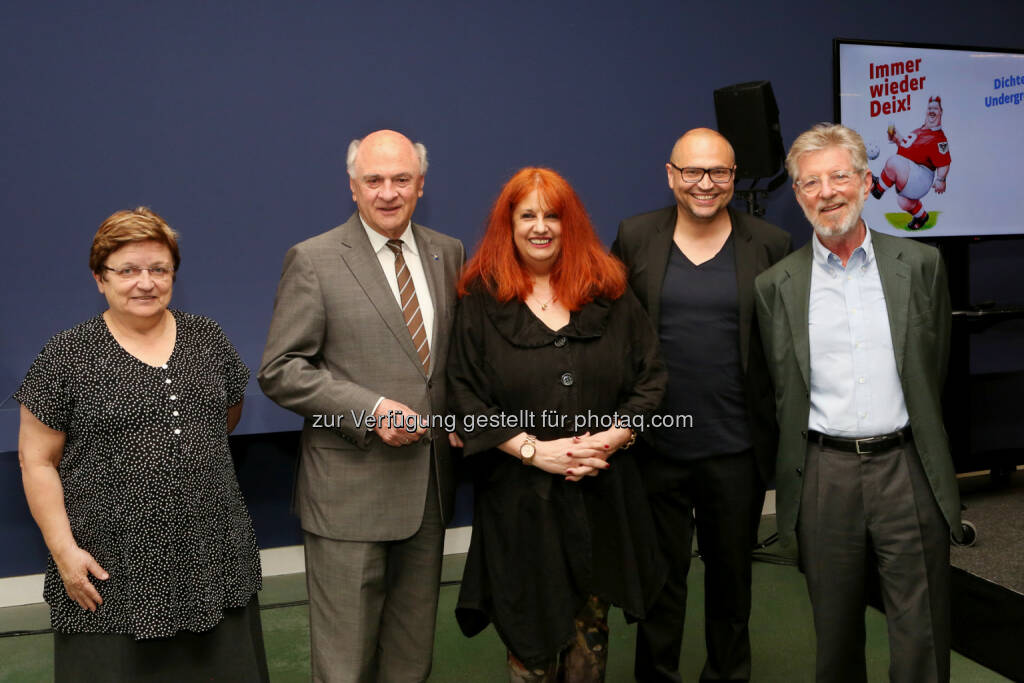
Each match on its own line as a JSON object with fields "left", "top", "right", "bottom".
{"left": 834, "top": 38, "right": 1024, "bottom": 238}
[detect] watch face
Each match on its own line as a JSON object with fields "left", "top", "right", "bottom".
{"left": 521, "top": 442, "right": 536, "bottom": 459}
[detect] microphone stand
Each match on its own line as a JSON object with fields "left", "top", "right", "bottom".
{"left": 734, "top": 169, "right": 789, "bottom": 216}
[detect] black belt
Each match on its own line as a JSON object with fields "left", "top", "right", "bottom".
{"left": 807, "top": 427, "right": 913, "bottom": 455}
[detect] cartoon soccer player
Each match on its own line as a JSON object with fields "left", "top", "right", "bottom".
{"left": 871, "top": 95, "right": 951, "bottom": 230}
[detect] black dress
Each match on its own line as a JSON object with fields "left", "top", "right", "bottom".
{"left": 15, "top": 310, "right": 266, "bottom": 681}
{"left": 447, "top": 286, "right": 669, "bottom": 668}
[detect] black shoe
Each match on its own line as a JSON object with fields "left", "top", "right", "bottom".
{"left": 907, "top": 211, "right": 929, "bottom": 230}
{"left": 870, "top": 174, "right": 885, "bottom": 199}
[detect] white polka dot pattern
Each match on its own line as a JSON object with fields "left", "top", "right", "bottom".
{"left": 14, "top": 310, "right": 261, "bottom": 639}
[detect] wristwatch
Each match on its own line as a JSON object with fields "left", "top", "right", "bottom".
{"left": 519, "top": 434, "right": 537, "bottom": 465}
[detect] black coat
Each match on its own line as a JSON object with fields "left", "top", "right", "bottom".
{"left": 446, "top": 285, "right": 668, "bottom": 667}
{"left": 611, "top": 205, "right": 791, "bottom": 482}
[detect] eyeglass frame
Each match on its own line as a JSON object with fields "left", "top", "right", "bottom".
{"left": 792, "top": 168, "right": 869, "bottom": 196}
{"left": 668, "top": 163, "right": 736, "bottom": 185}
{"left": 101, "top": 265, "right": 175, "bottom": 280}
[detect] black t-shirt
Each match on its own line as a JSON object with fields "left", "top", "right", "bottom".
{"left": 653, "top": 235, "right": 752, "bottom": 458}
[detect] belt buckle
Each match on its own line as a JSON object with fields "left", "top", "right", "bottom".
{"left": 855, "top": 437, "right": 871, "bottom": 455}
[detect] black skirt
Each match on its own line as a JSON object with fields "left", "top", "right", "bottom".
{"left": 53, "top": 596, "right": 269, "bottom": 683}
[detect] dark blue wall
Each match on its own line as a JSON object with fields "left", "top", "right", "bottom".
{"left": 3, "top": 0, "right": 1023, "bottom": 577}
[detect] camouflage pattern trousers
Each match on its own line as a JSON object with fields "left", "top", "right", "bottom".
{"left": 507, "top": 595, "right": 610, "bottom": 682}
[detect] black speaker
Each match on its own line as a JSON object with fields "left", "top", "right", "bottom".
{"left": 714, "top": 80, "right": 784, "bottom": 180}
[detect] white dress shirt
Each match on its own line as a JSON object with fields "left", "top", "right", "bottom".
{"left": 360, "top": 217, "right": 435, "bottom": 348}
{"left": 361, "top": 217, "right": 436, "bottom": 415}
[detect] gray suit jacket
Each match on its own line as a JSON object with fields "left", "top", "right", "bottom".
{"left": 754, "top": 229, "right": 961, "bottom": 554}
{"left": 258, "top": 212, "right": 465, "bottom": 541}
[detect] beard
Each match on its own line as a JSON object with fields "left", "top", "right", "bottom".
{"left": 803, "top": 190, "right": 865, "bottom": 239}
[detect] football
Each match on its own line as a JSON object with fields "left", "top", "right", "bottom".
{"left": 866, "top": 142, "right": 880, "bottom": 160}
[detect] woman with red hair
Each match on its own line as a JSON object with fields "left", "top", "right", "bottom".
{"left": 448, "top": 167, "right": 667, "bottom": 681}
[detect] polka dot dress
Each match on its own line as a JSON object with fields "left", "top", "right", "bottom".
{"left": 15, "top": 310, "right": 262, "bottom": 639}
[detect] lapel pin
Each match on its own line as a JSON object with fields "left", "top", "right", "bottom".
{"left": 433, "top": 253, "right": 439, "bottom": 260}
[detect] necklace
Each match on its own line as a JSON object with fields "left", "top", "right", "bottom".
{"left": 533, "top": 292, "right": 556, "bottom": 311}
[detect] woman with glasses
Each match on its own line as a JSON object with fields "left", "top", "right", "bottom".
{"left": 448, "top": 168, "right": 667, "bottom": 681}
{"left": 16, "top": 207, "right": 268, "bottom": 682}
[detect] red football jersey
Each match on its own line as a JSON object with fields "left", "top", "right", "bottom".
{"left": 897, "top": 127, "right": 951, "bottom": 170}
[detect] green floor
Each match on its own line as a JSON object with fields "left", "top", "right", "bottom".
{"left": 0, "top": 550, "right": 1010, "bottom": 682}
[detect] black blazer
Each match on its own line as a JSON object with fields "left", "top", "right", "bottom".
{"left": 611, "top": 205, "right": 791, "bottom": 482}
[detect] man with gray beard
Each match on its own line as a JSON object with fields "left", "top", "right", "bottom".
{"left": 754, "top": 123, "right": 961, "bottom": 682}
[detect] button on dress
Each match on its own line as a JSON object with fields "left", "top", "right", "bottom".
{"left": 447, "top": 286, "right": 669, "bottom": 668}
{"left": 15, "top": 310, "right": 261, "bottom": 639}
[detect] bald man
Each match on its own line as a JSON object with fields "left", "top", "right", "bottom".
{"left": 612, "top": 129, "right": 790, "bottom": 682}
{"left": 260, "top": 130, "right": 464, "bottom": 682}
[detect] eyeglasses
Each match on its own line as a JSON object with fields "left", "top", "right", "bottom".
{"left": 669, "top": 163, "right": 735, "bottom": 184}
{"left": 794, "top": 170, "right": 861, "bottom": 196}
{"left": 102, "top": 265, "right": 174, "bottom": 280}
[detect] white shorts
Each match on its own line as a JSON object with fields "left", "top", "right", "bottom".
{"left": 889, "top": 155, "right": 935, "bottom": 200}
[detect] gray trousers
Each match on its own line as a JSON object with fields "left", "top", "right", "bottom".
{"left": 798, "top": 439, "right": 950, "bottom": 683}
{"left": 303, "top": 465, "right": 444, "bottom": 683}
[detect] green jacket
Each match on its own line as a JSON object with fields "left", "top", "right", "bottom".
{"left": 754, "top": 229, "right": 961, "bottom": 555}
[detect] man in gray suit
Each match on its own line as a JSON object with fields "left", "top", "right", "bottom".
{"left": 259, "top": 129, "right": 464, "bottom": 682}
{"left": 755, "top": 123, "right": 961, "bottom": 682}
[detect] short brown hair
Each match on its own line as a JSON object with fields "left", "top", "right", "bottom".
{"left": 90, "top": 207, "right": 180, "bottom": 277}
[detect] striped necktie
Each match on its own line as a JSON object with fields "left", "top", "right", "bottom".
{"left": 386, "top": 239, "right": 430, "bottom": 373}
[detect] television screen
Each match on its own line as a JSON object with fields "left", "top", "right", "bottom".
{"left": 834, "top": 39, "right": 1024, "bottom": 238}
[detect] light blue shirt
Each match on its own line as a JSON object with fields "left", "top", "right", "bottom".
{"left": 808, "top": 228, "right": 909, "bottom": 437}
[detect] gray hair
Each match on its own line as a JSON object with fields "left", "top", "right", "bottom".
{"left": 346, "top": 138, "right": 429, "bottom": 178}
{"left": 785, "top": 123, "right": 869, "bottom": 181}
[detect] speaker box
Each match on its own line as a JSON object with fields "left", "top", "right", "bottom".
{"left": 714, "top": 80, "right": 784, "bottom": 180}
